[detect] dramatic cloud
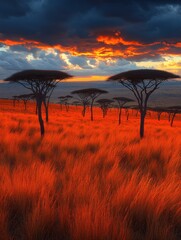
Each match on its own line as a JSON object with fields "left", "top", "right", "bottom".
{"left": 0, "top": 0, "right": 181, "bottom": 79}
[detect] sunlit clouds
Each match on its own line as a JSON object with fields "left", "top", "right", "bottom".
{"left": 0, "top": 35, "right": 180, "bottom": 80}
{"left": 0, "top": 0, "right": 181, "bottom": 80}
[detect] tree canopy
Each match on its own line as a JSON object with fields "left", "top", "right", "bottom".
{"left": 71, "top": 88, "right": 108, "bottom": 99}
{"left": 108, "top": 69, "right": 179, "bottom": 83}
{"left": 5, "top": 69, "right": 72, "bottom": 96}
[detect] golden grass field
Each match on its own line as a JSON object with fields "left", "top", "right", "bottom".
{"left": 0, "top": 99, "right": 180, "bottom": 240}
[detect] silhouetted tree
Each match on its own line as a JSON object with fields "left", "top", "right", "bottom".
{"left": 167, "top": 111, "right": 172, "bottom": 122}
{"left": 5, "top": 70, "right": 72, "bottom": 136}
{"left": 72, "top": 88, "right": 108, "bottom": 121}
{"left": 71, "top": 90, "right": 90, "bottom": 117}
{"left": 42, "top": 82, "right": 68, "bottom": 122}
{"left": 149, "top": 107, "right": 165, "bottom": 121}
{"left": 167, "top": 106, "right": 181, "bottom": 127}
{"left": 16, "top": 93, "right": 34, "bottom": 110}
{"left": 58, "top": 96, "right": 66, "bottom": 111}
{"left": 42, "top": 96, "right": 49, "bottom": 122}
{"left": 64, "top": 95, "right": 73, "bottom": 111}
{"left": 108, "top": 69, "right": 179, "bottom": 138}
{"left": 58, "top": 95, "right": 73, "bottom": 111}
{"left": 123, "top": 107, "right": 130, "bottom": 121}
{"left": 12, "top": 95, "right": 19, "bottom": 107}
{"left": 113, "top": 97, "right": 134, "bottom": 125}
{"left": 96, "top": 99, "right": 114, "bottom": 118}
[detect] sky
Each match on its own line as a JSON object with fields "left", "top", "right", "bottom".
{"left": 0, "top": 0, "right": 181, "bottom": 81}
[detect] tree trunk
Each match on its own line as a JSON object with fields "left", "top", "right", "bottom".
{"left": 170, "top": 113, "right": 176, "bottom": 127}
{"left": 82, "top": 105, "right": 86, "bottom": 117}
{"left": 37, "top": 98, "right": 44, "bottom": 136}
{"left": 24, "top": 101, "right": 27, "bottom": 111}
{"left": 126, "top": 112, "right": 129, "bottom": 121}
{"left": 90, "top": 101, "right": 94, "bottom": 121}
{"left": 118, "top": 107, "right": 122, "bottom": 125}
{"left": 139, "top": 94, "right": 149, "bottom": 138}
{"left": 45, "top": 106, "right": 48, "bottom": 122}
{"left": 104, "top": 108, "right": 108, "bottom": 118}
{"left": 35, "top": 102, "right": 38, "bottom": 115}
{"left": 43, "top": 99, "right": 48, "bottom": 122}
{"left": 65, "top": 104, "right": 69, "bottom": 112}
{"left": 103, "top": 108, "right": 106, "bottom": 118}
{"left": 140, "top": 110, "right": 145, "bottom": 138}
{"left": 168, "top": 113, "right": 171, "bottom": 122}
{"left": 105, "top": 108, "right": 108, "bottom": 116}
{"left": 158, "top": 112, "right": 161, "bottom": 121}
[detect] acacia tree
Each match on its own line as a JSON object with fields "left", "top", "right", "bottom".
{"left": 63, "top": 95, "right": 73, "bottom": 111}
{"left": 72, "top": 88, "right": 108, "bottom": 121}
{"left": 167, "top": 106, "right": 181, "bottom": 127}
{"left": 12, "top": 95, "right": 19, "bottom": 107}
{"left": 150, "top": 107, "right": 165, "bottom": 121}
{"left": 16, "top": 93, "right": 34, "bottom": 111}
{"left": 58, "top": 96, "right": 66, "bottom": 111}
{"left": 123, "top": 107, "right": 130, "bottom": 121}
{"left": 58, "top": 95, "right": 73, "bottom": 111}
{"left": 96, "top": 99, "right": 114, "bottom": 118}
{"left": 108, "top": 69, "right": 179, "bottom": 138}
{"left": 167, "top": 111, "right": 172, "bottom": 122}
{"left": 71, "top": 90, "right": 90, "bottom": 117}
{"left": 113, "top": 97, "right": 134, "bottom": 125}
{"left": 5, "top": 70, "right": 72, "bottom": 136}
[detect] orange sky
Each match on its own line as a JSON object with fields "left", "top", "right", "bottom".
{"left": 0, "top": 32, "right": 181, "bottom": 81}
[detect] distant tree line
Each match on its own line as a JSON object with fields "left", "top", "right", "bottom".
{"left": 4, "top": 69, "right": 180, "bottom": 138}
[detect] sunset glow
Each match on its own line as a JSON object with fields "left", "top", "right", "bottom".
{"left": 0, "top": 34, "right": 181, "bottom": 81}
{"left": 0, "top": 1, "right": 181, "bottom": 81}
{"left": 0, "top": 1, "right": 181, "bottom": 239}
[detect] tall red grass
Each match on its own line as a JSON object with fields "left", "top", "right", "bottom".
{"left": 0, "top": 99, "right": 180, "bottom": 240}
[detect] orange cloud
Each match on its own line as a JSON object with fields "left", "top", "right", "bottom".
{"left": 0, "top": 34, "right": 181, "bottom": 61}
{"left": 97, "top": 32, "right": 143, "bottom": 46}
{"left": 0, "top": 38, "right": 78, "bottom": 55}
{"left": 0, "top": 38, "right": 40, "bottom": 47}
{"left": 96, "top": 32, "right": 181, "bottom": 58}
{"left": 96, "top": 32, "right": 163, "bottom": 47}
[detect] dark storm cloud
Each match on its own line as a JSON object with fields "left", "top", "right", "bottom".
{"left": 0, "top": 0, "right": 181, "bottom": 79}
{"left": 0, "top": 0, "right": 181, "bottom": 44}
{"left": 0, "top": 0, "right": 32, "bottom": 18}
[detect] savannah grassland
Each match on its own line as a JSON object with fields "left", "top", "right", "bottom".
{"left": 0, "top": 99, "right": 180, "bottom": 240}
